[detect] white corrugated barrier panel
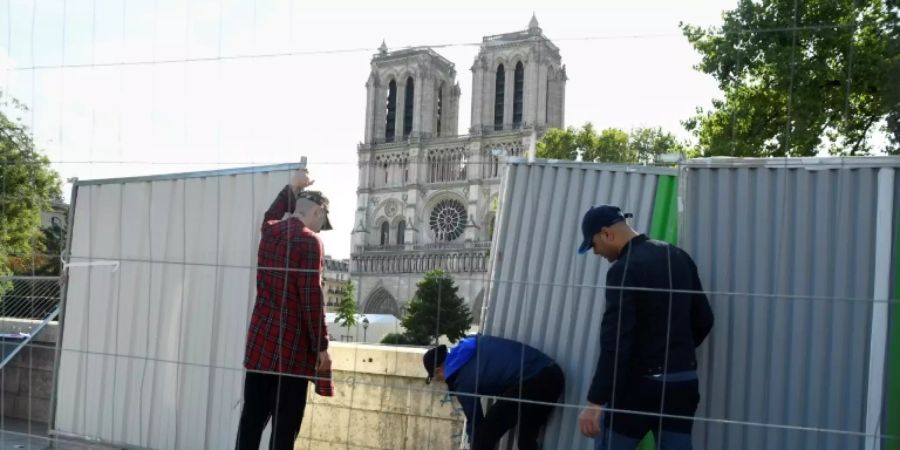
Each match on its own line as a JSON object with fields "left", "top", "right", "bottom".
{"left": 53, "top": 163, "right": 301, "bottom": 449}
{"left": 483, "top": 160, "right": 674, "bottom": 450}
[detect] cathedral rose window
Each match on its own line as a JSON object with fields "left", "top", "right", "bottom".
{"left": 429, "top": 199, "right": 467, "bottom": 242}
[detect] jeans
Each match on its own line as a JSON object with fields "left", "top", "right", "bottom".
{"left": 594, "top": 376, "right": 699, "bottom": 450}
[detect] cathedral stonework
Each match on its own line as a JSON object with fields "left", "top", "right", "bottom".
{"left": 351, "top": 16, "right": 566, "bottom": 323}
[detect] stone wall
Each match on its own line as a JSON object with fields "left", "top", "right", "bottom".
{"left": 0, "top": 322, "right": 465, "bottom": 449}
{"left": 296, "top": 342, "right": 464, "bottom": 450}
{"left": 0, "top": 320, "right": 58, "bottom": 424}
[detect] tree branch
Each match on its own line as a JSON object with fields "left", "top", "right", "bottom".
{"left": 850, "top": 114, "right": 879, "bottom": 155}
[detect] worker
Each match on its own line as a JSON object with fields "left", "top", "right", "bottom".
{"left": 423, "top": 334, "right": 565, "bottom": 450}
{"left": 236, "top": 168, "right": 335, "bottom": 450}
{"left": 575, "top": 205, "right": 714, "bottom": 450}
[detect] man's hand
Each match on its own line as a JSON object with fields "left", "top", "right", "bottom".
{"left": 291, "top": 169, "right": 314, "bottom": 194}
{"left": 578, "top": 402, "right": 603, "bottom": 438}
{"left": 316, "top": 350, "right": 331, "bottom": 372}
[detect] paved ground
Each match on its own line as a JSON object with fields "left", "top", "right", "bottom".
{"left": 0, "top": 419, "right": 117, "bottom": 450}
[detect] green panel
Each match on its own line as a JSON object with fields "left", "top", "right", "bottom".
{"left": 637, "top": 434, "right": 656, "bottom": 449}
{"left": 590, "top": 175, "right": 679, "bottom": 449}
{"left": 638, "top": 175, "right": 680, "bottom": 450}
{"left": 649, "top": 175, "right": 679, "bottom": 245}
{"left": 888, "top": 203, "right": 900, "bottom": 450}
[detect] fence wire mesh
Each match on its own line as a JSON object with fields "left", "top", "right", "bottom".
{"left": 1, "top": 1, "right": 899, "bottom": 450}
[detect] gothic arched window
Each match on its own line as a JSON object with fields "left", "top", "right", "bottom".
{"left": 385, "top": 79, "right": 397, "bottom": 142}
{"left": 403, "top": 77, "right": 414, "bottom": 138}
{"left": 494, "top": 64, "right": 505, "bottom": 131}
{"left": 397, "top": 220, "right": 406, "bottom": 245}
{"left": 436, "top": 82, "right": 444, "bottom": 136}
{"left": 380, "top": 222, "right": 390, "bottom": 246}
{"left": 513, "top": 62, "right": 524, "bottom": 127}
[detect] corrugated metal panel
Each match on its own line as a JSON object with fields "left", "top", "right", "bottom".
{"left": 680, "top": 160, "right": 879, "bottom": 450}
{"left": 483, "top": 160, "right": 672, "bottom": 450}
{"left": 53, "top": 164, "right": 300, "bottom": 449}
{"left": 886, "top": 178, "right": 900, "bottom": 450}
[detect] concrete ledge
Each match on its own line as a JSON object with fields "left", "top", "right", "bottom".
{"left": 298, "top": 343, "right": 464, "bottom": 450}
{"left": 0, "top": 320, "right": 59, "bottom": 344}
{"left": 0, "top": 332, "right": 463, "bottom": 449}
{"left": 329, "top": 342, "right": 431, "bottom": 378}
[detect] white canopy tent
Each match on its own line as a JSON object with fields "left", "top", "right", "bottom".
{"left": 324, "top": 313, "right": 404, "bottom": 344}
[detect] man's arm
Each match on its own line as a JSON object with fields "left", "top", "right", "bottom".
{"left": 262, "top": 170, "right": 313, "bottom": 228}
{"left": 587, "top": 263, "right": 637, "bottom": 406}
{"left": 262, "top": 185, "right": 297, "bottom": 227}
{"left": 293, "top": 234, "right": 329, "bottom": 353}
{"left": 687, "top": 257, "right": 714, "bottom": 347}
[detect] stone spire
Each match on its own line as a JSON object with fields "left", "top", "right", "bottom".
{"left": 528, "top": 13, "right": 540, "bottom": 31}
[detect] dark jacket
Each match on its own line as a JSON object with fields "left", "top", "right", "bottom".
{"left": 587, "top": 235, "right": 714, "bottom": 406}
{"left": 447, "top": 335, "right": 555, "bottom": 441}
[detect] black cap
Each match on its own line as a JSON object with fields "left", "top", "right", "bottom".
{"left": 578, "top": 205, "right": 626, "bottom": 254}
{"left": 297, "top": 190, "right": 333, "bottom": 231}
{"left": 422, "top": 345, "right": 448, "bottom": 384}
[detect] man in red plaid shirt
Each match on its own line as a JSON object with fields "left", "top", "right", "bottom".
{"left": 236, "top": 169, "right": 334, "bottom": 450}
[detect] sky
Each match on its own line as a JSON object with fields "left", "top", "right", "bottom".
{"left": 1, "top": 0, "right": 737, "bottom": 259}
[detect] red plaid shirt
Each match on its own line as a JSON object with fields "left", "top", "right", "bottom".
{"left": 244, "top": 186, "right": 331, "bottom": 388}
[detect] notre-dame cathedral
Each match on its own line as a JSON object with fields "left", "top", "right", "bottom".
{"left": 351, "top": 16, "right": 566, "bottom": 322}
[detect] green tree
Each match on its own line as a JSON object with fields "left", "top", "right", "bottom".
{"left": 536, "top": 127, "right": 579, "bottom": 160}
{"left": 587, "top": 127, "right": 635, "bottom": 163}
{"left": 380, "top": 332, "right": 415, "bottom": 345}
{"left": 401, "top": 270, "right": 472, "bottom": 345}
{"left": 681, "top": 0, "right": 900, "bottom": 156}
{"left": 537, "top": 123, "right": 636, "bottom": 163}
{"left": 537, "top": 123, "right": 685, "bottom": 163}
{"left": 629, "top": 127, "right": 687, "bottom": 164}
{"left": 7, "top": 215, "right": 66, "bottom": 276}
{"left": 334, "top": 280, "right": 357, "bottom": 338}
{"left": 39, "top": 219, "right": 66, "bottom": 275}
{"left": 0, "top": 93, "right": 62, "bottom": 285}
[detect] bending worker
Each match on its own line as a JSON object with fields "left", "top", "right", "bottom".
{"left": 423, "top": 334, "right": 565, "bottom": 450}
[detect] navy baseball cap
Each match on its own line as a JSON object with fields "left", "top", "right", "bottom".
{"left": 422, "top": 345, "right": 448, "bottom": 384}
{"left": 578, "top": 205, "right": 626, "bottom": 254}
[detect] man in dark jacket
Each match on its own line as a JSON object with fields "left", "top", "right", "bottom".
{"left": 575, "top": 205, "right": 714, "bottom": 450}
{"left": 423, "top": 335, "right": 565, "bottom": 450}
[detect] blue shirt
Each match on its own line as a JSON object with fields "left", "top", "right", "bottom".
{"left": 445, "top": 335, "right": 555, "bottom": 442}
{"left": 444, "top": 335, "right": 478, "bottom": 380}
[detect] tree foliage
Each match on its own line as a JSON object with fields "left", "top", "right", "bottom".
{"left": 8, "top": 219, "right": 67, "bottom": 276}
{"left": 537, "top": 123, "right": 686, "bottom": 164}
{"left": 681, "top": 0, "right": 900, "bottom": 156}
{"left": 629, "top": 127, "right": 688, "bottom": 163}
{"left": 535, "top": 127, "right": 579, "bottom": 160}
{"left": 380, "top": 332, "right": 415, "bottom": 345}
{"left": 334, "top": 280, "right": 357, "bottom": 333}
{"left": 588, "top": 127, "right": 633, "bottom": 163}
{"left": 0, "top": 93, "right": 62, "bottom": 279}
{"left": 400, "top": 270, "right": 472, "bottom": 346}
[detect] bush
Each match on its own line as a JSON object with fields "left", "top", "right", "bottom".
{"left": 380, "top": 332, "right": 415, "bottom": 345}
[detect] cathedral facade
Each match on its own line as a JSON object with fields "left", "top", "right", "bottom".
{"left": 351, "top": 16, "right": 566, "bottom": 321}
